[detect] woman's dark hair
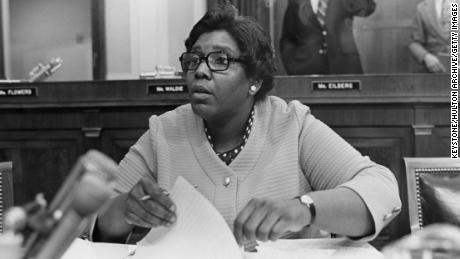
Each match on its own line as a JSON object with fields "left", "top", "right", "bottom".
{"left": 184, "top": 2, "right": 276, "bottom": 101}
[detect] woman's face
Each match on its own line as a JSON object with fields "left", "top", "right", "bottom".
{"left": 186, "top": 30, "right": 252, "bottom": 121}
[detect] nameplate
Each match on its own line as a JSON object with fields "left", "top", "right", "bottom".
{"left": 147, "top": 84, "right": 188, "bottom": 94}
{"left": 0, "top": 87, "right": 38, "bottom": 97}
{"left": 312, "top": 80, "right": 361, "bottom": 91}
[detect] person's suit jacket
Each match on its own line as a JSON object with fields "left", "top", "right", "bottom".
{"left": 279, "top": 0, "right": 375, "bottom": 75}
{"left": 409, "top": 0, "right": 450, "bottom": 64}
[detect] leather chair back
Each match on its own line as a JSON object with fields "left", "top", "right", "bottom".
{"left": 404, "top": 157, "right": 460, "bottom": 232}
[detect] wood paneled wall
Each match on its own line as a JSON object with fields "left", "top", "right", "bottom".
{"left": 209, "top": 0, "right": 424, "bottom": 74}
{"left": 0, "top": 74, "right": 451, "bottom": 248}
{"left": 354, "top": 0, "right": 422, "bottom": 74}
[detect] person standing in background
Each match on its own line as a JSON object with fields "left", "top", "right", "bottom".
{"left": 279, "top": 0, "right": 376, "bottom": 75}
{"left": 409, "top": 0, "right": 451, "bottom": 73}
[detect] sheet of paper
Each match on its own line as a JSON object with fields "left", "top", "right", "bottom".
{"left": 134, "top": 176, "right": 243, "bottom": 259}
{"left": 62, "top": 238, "right": 136, "bottom": 259}
{"left": 243, "top": 238, "right": 384, "bottom": 259}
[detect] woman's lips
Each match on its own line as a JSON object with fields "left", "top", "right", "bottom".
{"left": 191, "top": 85, "right": 211, "bottom": 94}
{"left": 190, "top": 85, "right": 212, "bottom": 101}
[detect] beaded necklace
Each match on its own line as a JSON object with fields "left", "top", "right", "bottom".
{"left": 204, "top": 108, "right": 255, "bottom": 165}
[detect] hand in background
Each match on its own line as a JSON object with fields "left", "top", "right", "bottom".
{"left": 233, "top": 198, "right": 310, "bottom": 246}
{"left": 424, "top": 53, "right": 447, "bottom": 73}
{"left": 382, "top": 224, "right": 460, "bottom": 259}
{"left": 342, "top": 0, "right": 376, "bottom": 17}
{"left": 124, "top": 175, "right": 176, "bottom": 228}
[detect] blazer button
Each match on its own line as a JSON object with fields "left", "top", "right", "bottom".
{"left": 223, "top": 177, "right": 231, "bottom": 187}
{"left": 319, "top": 49, "right": 324, "bottom": 54}
{"left": 322, "top": 30, "right": 327, "bottom": 36}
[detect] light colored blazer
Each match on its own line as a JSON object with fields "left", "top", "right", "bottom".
{"left": 115, "top": 96, "right": 401, "bottom": 241}
{"left": 409, "top": 0, "right": 450, "bottom": 63}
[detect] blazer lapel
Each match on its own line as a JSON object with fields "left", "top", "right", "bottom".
{"left": 229, "top": 99, "right": 268, "bottom": 182}
{"left": 185, "top": 108, "right": 237, "bottom": 186}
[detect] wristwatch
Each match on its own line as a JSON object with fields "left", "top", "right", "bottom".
{"left": 298, "top": 194, "right": 316, "bottom": 226}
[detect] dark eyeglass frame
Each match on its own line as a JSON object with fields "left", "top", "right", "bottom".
{"left": 179, "top": 51, "right": 246, "bottom": 72}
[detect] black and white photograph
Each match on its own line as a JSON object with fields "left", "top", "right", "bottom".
{"left": 0, "top": 0, "right": 458, "bottom": 258}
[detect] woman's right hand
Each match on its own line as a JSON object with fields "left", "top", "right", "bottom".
{"left": 124, "top": 175, "right": 176, "bottom": 228}
{"left": 424, "top": 53, "right": 446, "bottom": 73}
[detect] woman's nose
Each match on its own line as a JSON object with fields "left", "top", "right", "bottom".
{"left": 194, "top": 60, "right": 211, "bottom": 79}
{"left": 196, "top": 59, "right": 210, "bottom": 73}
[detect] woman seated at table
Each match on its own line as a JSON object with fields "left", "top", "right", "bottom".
{"left": 93, "top": 2, "right": 401, "bottom": 246}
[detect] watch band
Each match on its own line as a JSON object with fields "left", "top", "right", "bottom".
{"left": 298, "top": 194, "right": 316, "bottom": 226}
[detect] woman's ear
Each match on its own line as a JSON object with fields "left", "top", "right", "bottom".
{"left": 248, "top": 81, "right": 262, "bottom": 96}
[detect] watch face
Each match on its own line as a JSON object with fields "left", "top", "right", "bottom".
{"left": 299, "top": 194, "right": 316, "bottom": 226}
{"left": 300, "top": 195, "right": 314, "bottom": 205}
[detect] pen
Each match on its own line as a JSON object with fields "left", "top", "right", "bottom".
{"left": 140, "top": 195, "right": 151, "bottom": 201}
{"left": 140, "top": 189, "right": 170, "bottom": 201}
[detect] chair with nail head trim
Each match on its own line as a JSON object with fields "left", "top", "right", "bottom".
{"left": 0, "top": 161, "right": 14, "bottom": 233}
{"left": 404, "top": 157, "right": 460, "bottom": 232}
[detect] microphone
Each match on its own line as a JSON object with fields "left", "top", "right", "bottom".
{"left": 4, "top": 194, "right": 47, "bottom": 234}
{"left": 22, "top": 150, "right": 118, "bottom": 259}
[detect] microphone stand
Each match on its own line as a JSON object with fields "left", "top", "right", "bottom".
{"left": 20, "top": 150, "right": 118, "bottom": 259}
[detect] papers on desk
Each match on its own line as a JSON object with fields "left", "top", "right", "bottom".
{"left": 60, "top": 239, "right": 136, "bottom": 259}
{"left": 62, "top": 176, "right": 383, "bottom": 259}
{"left": 246, "top": 238, "right": 384, "bottom": 259}
{"left": 131, "top": 176, "right": 242, "bottom": 259}
{"left": 63, "top": 176, "right": 241, "bottom": 259}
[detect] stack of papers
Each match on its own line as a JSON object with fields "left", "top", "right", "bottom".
{"left": 246, "top": 238, "right": 384, "bottom": 259}
{"left": 62, "top": 176, "right": 383, "bottom": 259}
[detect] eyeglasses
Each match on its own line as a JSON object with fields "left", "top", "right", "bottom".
{"left": 179, "top": 52, "right": 246, "bottom": 72}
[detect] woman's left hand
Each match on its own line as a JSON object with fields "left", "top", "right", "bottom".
{"left": 233, "top": 198, "right": 310, "bottom": 246}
